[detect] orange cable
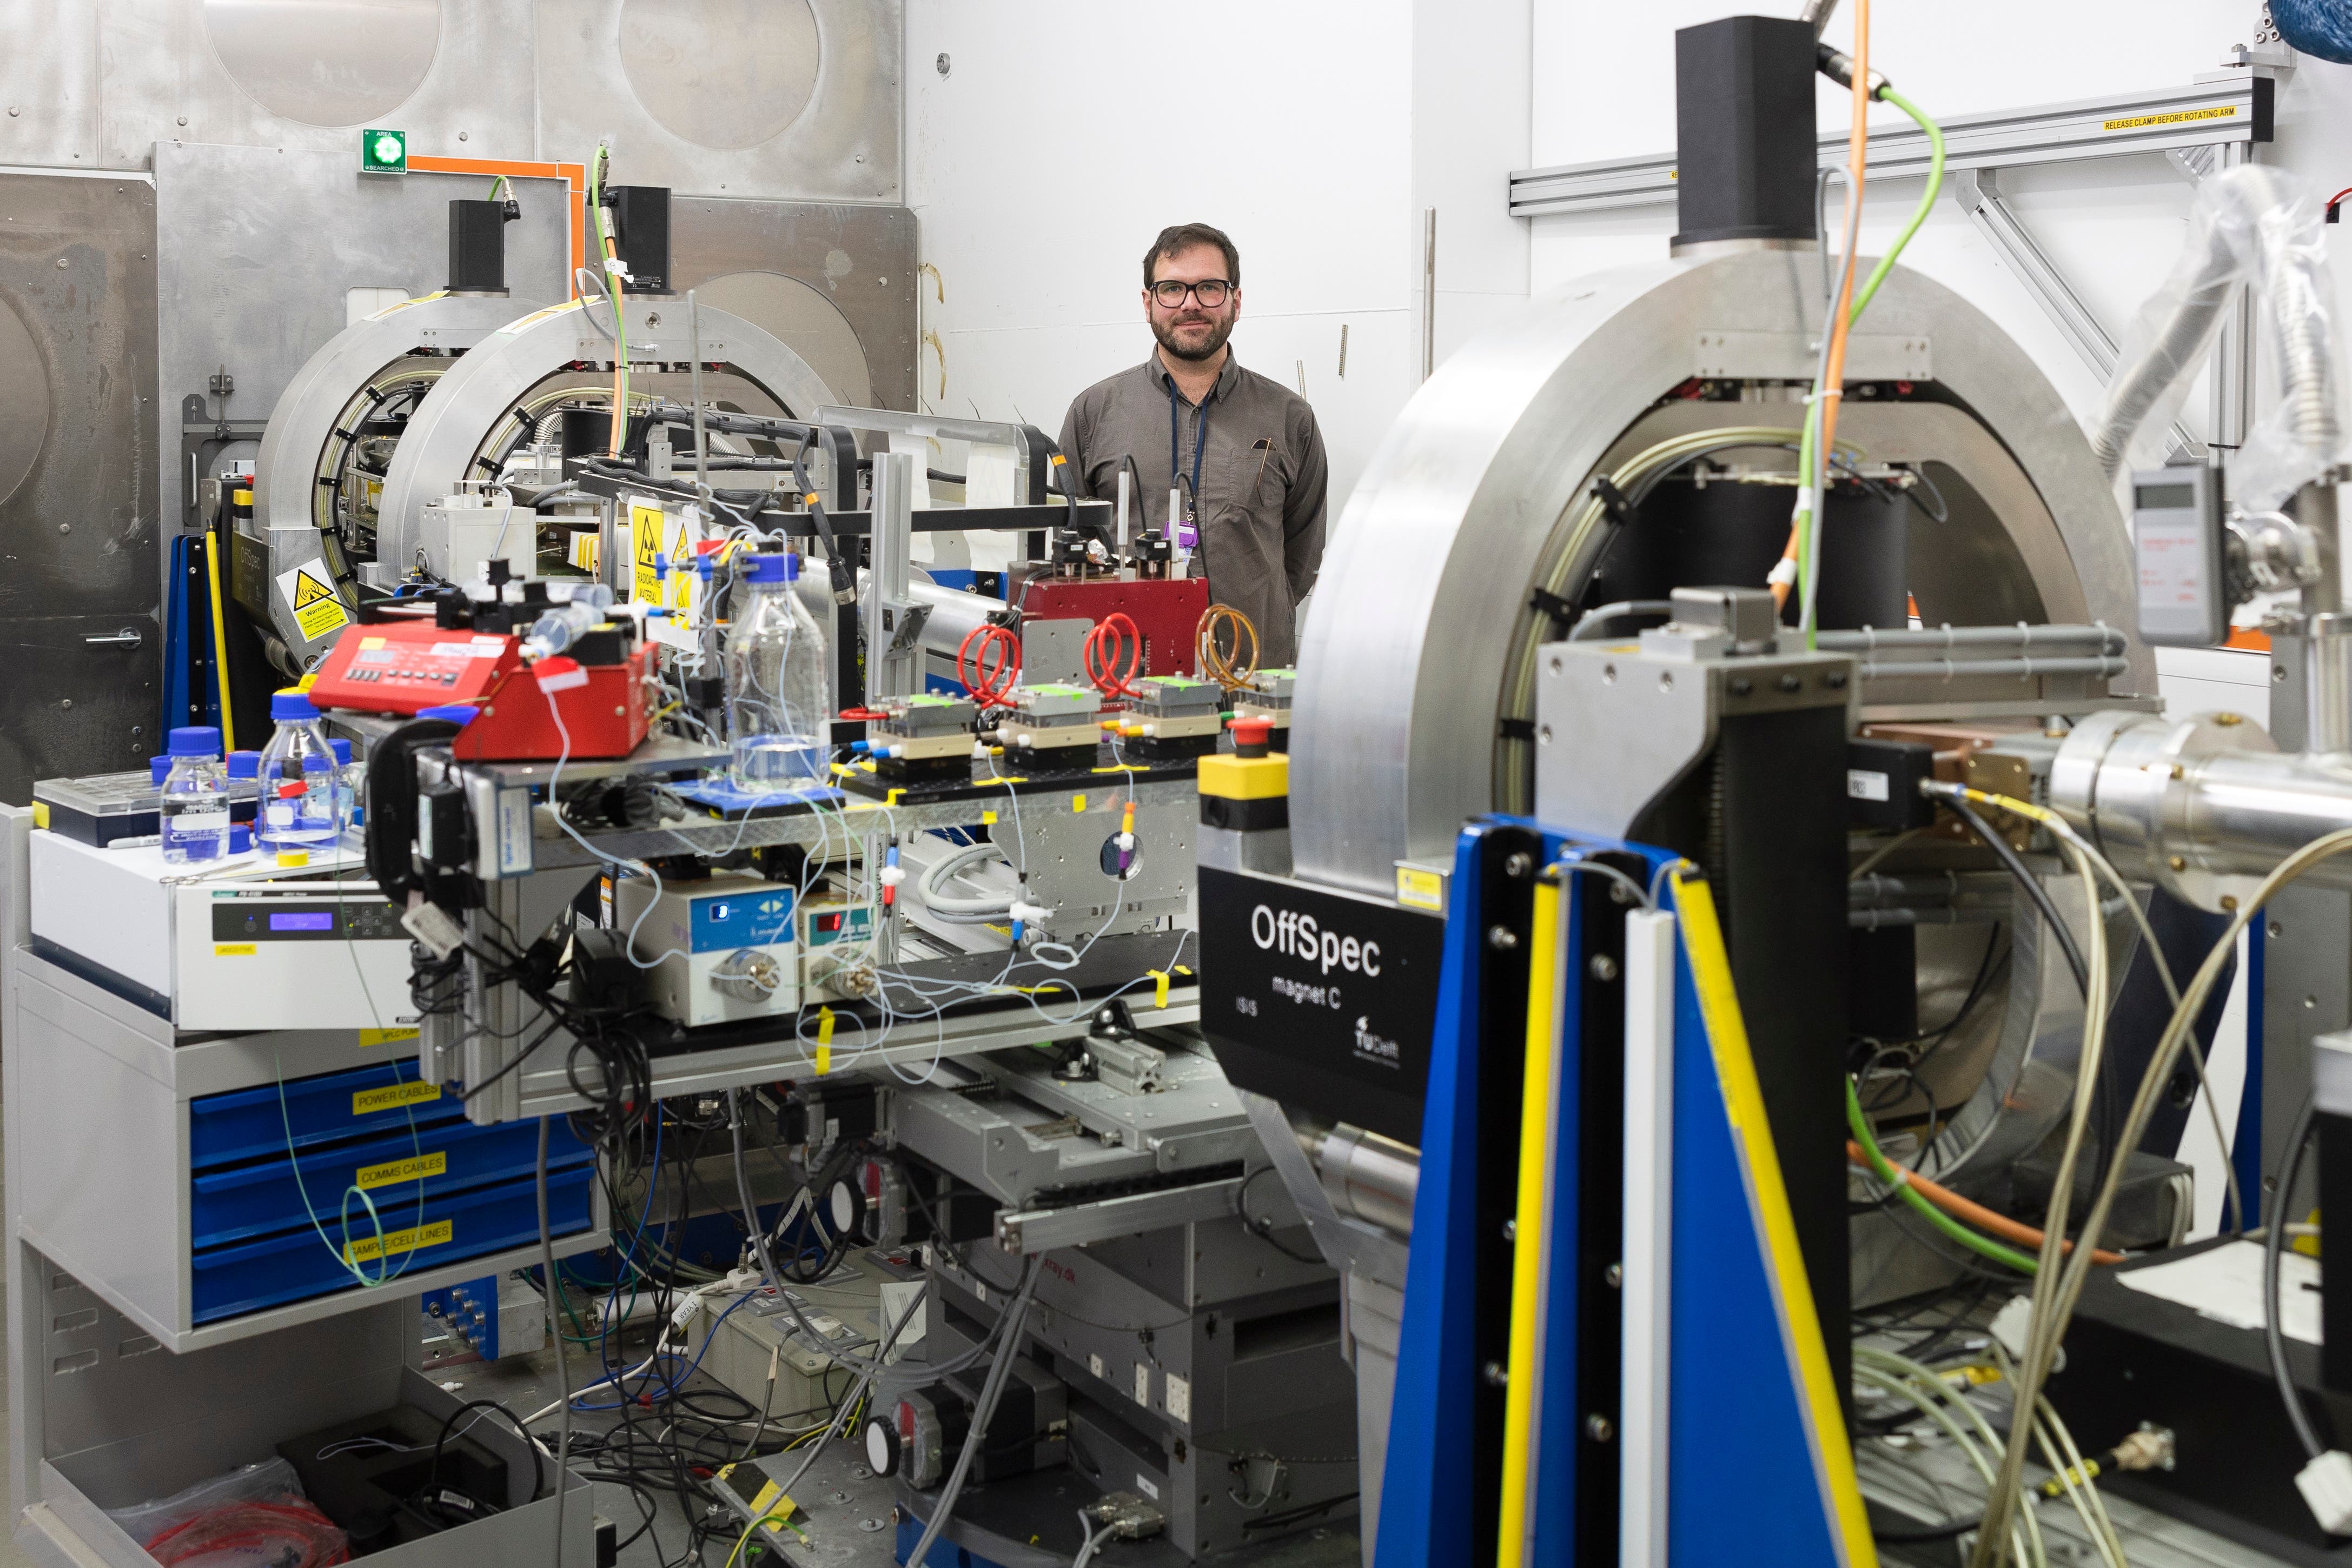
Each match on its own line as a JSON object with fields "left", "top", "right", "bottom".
{"left": 1770, "top": 0, "right": 1871, "bottom": 611}
{"left": 1847, "top": 1141, "right": 2124, "bottom": 1265}
{"left": 407, "top": 155, "right": 586, "bottom": 299}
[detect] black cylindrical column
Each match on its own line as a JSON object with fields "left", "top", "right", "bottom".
{"left": 1672, "top": 16, "right": 1820, "bottom": 251}
{"left": 607, "top": 185, "right": 671, "bottom": 294}
{"left": 446, "top": 200, "right": 509, "bottom": 293}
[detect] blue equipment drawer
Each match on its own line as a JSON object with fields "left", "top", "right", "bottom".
{"left": 191, "top": 1165, "right": 594, "bottom": 1325}
{"left": 190, "top": 1117, "right": 593, "bottom": 1251}
{"left": 189, "top": 1060, "right": 460, "bottom": 1170}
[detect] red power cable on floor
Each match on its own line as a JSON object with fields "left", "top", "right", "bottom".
{"left": 957, "top": 623, "right": 1022, "bottom": 708}
{"left": 143, "top": 1501, "right": 350, "bottom": 1567}
{"left": 1083, "top": 612, "right": 1144, "bottom": 701}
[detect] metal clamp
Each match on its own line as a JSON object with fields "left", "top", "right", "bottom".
{"left": 2228, "top": 508, "right": 2324, "bottom": 593}
{"left": 878, "top": 597, "right": 932, "bottom": 654}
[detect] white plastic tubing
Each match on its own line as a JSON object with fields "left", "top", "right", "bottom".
{"left": 2091, "top": 164, "right": 2342, "bottom": 509}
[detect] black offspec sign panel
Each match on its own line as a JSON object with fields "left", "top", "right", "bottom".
{"left": 1198, "top": 865, "right": 1444, "bottom": 1145}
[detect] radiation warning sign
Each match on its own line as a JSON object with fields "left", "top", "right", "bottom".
{"left": 631, "top": 500, "right": 665, "bottom": 606}
{"left": 669, "top": 519, "right": 696, "bottom": 612}
{"left": 276, "top": 562, "right": 350, "bottom": 642}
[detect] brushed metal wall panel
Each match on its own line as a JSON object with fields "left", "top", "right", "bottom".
{"left": 0, "top": 0, "right": 104, "bottom": 167}
{"left": 0, "top": 174, "right": 161, "bottom": 799}
{"left": 97, "top": 0, "right": 541, "bottom": 169}
{"left": 0, "top": 300, "right": 50, "bottom": 508}
{"left": 200, "top": 0, "right": 443, "bottom": 129}
{"left": 671, "top": 199, "right": 916, "bottom": 413}
{"left": 152, "top": 141, "right": 573, "bottom": 541}
{"left": 536, "top": 0, "right": 899, "bottom": 201}
{"left": 0, "top": 0, "right": 900, "bottom": 202}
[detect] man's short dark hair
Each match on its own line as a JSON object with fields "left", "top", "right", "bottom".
{"left": 1144, "top": 224, "right": 1240, "bottom": 290}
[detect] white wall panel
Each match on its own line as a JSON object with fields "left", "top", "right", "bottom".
{"left": 904, "top": 0, "right": 1531, "bottom": 527}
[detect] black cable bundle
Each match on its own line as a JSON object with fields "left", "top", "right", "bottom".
{"left": 361, "top": 716, "right": 465, "bottom": 902}
{"left": 791, "top": 429, "right": 857, "bottom": 606}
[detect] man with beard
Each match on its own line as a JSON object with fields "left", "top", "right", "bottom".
{"left": 1057, "top": 223, "right": 1328, "bottom": 667}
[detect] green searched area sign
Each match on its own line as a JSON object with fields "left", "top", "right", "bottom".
{"left": 360, "top": 129, "right": 408, "bottom": 174}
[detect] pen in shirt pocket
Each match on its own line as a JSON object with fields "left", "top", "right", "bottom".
{"left": 1250, "top": 437, "right": 1277, "bottom": 501}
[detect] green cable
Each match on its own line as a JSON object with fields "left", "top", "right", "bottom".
{"left": 1846, "top": 1077, "right": 2039, "bottom": 1274}
{"left": 588, "top": 147, "right": 630, "bottom": 443}
{"left": 549, "top": 1263, "right": 604, "bottom": 1344}
{"left": 274, "top": 1052, "right": 433, "bottom": 1289}
{"left": 1845, "top": 85, "right": 1946, "bottom": 325}
{"left": 1797, "top": 82, "right": 1946, "bottom": 650}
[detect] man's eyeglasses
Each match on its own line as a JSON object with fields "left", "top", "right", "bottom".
{"left": 1150, "top": 279, "right": 1232, "bottom": 308}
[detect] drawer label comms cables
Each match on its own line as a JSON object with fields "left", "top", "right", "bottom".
{"left": 353, "top": 1080, "right": 442, "bottom": 1116}
{"left": 354, "top": 1151, "right": 447, "bottom": 1191}
{"left": 344, "top": 1217, "right": 454, "bottom": 1265}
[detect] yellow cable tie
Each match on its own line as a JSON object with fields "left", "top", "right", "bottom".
{"left": 1149, "top": 969, "right": 1170, "bottom": 1007}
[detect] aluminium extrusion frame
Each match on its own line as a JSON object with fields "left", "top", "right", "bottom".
{"left": 1507, "top": 74, "right": 2271, "bottom": 216}
{"left": 1509, "top": 71, "right": 2271, "bottom": 461}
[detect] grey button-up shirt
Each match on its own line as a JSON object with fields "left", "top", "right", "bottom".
{"left": 1058, "top": 353, "right": 1328, "bottom": 667}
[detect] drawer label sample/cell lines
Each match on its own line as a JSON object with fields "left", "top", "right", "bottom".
{"left": 354, "top": 1081, "right": 442, "bottom": 1116}
{"left": 344, "top": 1218, "right": 455, "bottom": 1265}
{"left": 354, "top": 1151, "right": 447, "bottom": 1190}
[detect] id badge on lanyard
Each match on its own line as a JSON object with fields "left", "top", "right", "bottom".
{"left": 1169, "top": 383, "right": 1207, "bottom": 554}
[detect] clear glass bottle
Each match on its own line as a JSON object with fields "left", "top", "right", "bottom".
{"left": 330, "top": 737, "right": 363, "bottom": 828}
{"left": 727, "top": 553, "right": 831, "bottom": 792}
{"left": 226, "top": 750, "right": 260, "bottom": 855}
{"left": 159, "top": 726, "right": 229, "bottom": 864}
{"left": 256, "top": 690, "right": 341, "bottom": 859}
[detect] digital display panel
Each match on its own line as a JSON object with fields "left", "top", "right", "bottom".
{"left": 816, "top": 912, "right": 844, "bottom": 933}
{"left": 2135, "top": 482, "right": 2197, "bottom": 510}
{"left": 269, "top": 911, "right": 337, "bottom": 933}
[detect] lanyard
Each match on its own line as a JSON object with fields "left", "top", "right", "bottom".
{"left": 1167, "top": 380, "right": 1209, "bottom": 523}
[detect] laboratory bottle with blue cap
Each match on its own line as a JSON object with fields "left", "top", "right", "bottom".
{"left": 159, "top": 726, "right": 229, "bottom": 864}
{"left": 727, "top": 552, "right": 831, "bottom": 792}
{"left": 255, "top": 689, "right": 342, "bottom": 859}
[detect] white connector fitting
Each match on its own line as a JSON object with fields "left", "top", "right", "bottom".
{"left": 1989, "top": 1295, "right": 2035, "bottom": 1362}
{"left": 401, "top": 899, "right": 466, "bottom": 961}
{"left": 1116, "top": 832, "right": 1136, "bottom": 852}
{"left": 878, "top": 865, "right": 906, "bottom": 888}
{"left": 1010, "top": 900, "right": 1054, "bottom": 925}
{"left": 2301, "top": 1451, "right": 2352, "bottom": 1534}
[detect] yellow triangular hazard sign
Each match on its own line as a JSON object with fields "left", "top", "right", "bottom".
{"left": 291, "top": 570, "right": 334, "bottom": 610}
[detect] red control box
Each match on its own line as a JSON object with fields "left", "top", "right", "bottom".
{"left": 309, "top": 620, "right": 651, "bottom": 760}
{"left": 1015, "top": 575, "right": 1210, "bottom": 678}
{"left": 308, "top": 618, "right": 518, "bottom": 712}
{"left": 450, "top": 647, "right": 651, "bottom": 761}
